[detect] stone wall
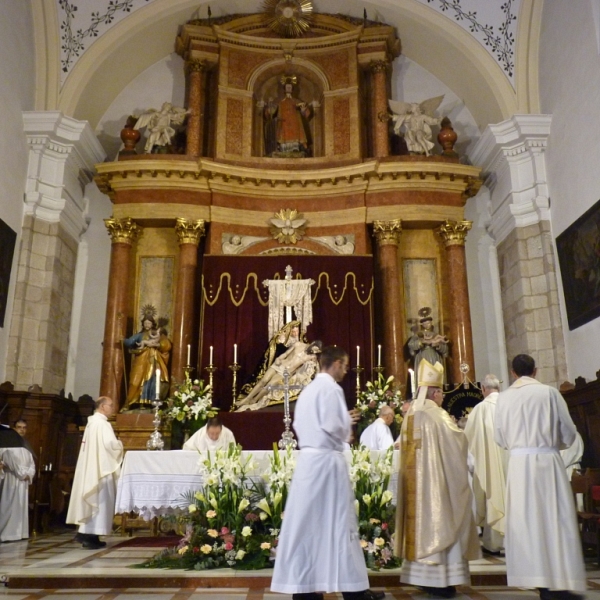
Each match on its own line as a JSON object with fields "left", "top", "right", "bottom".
{"left": 497, "top": 220, "right": 566, "bottom": 387}
{"left": 6, "top": 216, "right": 78, "bottom": 393}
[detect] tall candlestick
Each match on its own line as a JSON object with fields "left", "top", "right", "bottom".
{"left": 356, "top": 345, "right": 360, "bottom": 366}
{"left": 234, "top": 343, "right": 238, "bottom": 363}
{"left": 409, "top": 368, "right": 415, "bottom": 396}
{"left": 187, "top": 344, "right": 191, "bottom": 366}
{"left": 209, "top": 345, "right": 213, "bottom": 365}
{"left": 377, "top": 344, "right": 382, "bottom": 367}
{"left": 155, "top": 368, "right": 161, "bottom": 399}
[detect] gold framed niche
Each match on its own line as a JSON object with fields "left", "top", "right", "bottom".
{"left": 252, "top": 63, "right": 325, "bottom": 158}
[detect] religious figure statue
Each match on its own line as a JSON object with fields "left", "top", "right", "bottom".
{"left": 388, "top": 96, "right": 444, "bottom": 156}
{"left": 221, "top": 233, "right": 266, "bottom": 255}
{"left": 310, "top": 234, "right": 355, "bottom": 255}
{"left": 122, "top": 306, "right": 172, "bottom": 410}
{"left": 264, "top": 75, "right": 314, "bottom": 158}
{"left": 407, "top": 307, "right": 448, "bottom": 385}
{"left": 235, "top": 325, "right": 321, "bottom": 412}
{"left": 134, "top": 102, "right": 189, "bottom": 153}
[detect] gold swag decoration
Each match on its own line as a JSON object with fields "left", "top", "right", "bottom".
{"left": 262, "top": 0, "right": 313, "bottom": 37}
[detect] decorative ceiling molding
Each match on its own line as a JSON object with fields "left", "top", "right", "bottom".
{"left": 56, "top": 0, "right": 520, "bottom": 87}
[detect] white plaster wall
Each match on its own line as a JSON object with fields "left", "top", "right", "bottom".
{"left": 0, "top": 3, "right": 35, "bottom": 383}
{"left": 539, "top": 0, "right": 600, "bottom": 381}
{"left": 66, "top": 183, "right": 113, "bottom": 400}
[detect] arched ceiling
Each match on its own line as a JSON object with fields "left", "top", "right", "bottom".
{"left": 32, "top": 0, "right": 542, "bottom": 133}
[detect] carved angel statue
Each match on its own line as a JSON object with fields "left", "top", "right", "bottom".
{"left": 134, "top": 102, "right": 189, "bottom": 153}
{"left": 388, "top": 96, "right": 444, "bottom": 156}
{"left": 269, "top": 209, "right": 307, "bottom": 244}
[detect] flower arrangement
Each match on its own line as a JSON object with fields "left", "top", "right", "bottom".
{"left": 355, "top": 374, "right": 403, "bottom": 439}
{"left": 164, "top": 371, "right": 217, "bottom": 426}
{"left": 137, "top": 445, "right": 400, "bottom": 572}
{"left": 350, "top": 445, "right": 400, "bottom": 570}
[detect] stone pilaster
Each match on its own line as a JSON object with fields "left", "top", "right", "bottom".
{"left": 185, "top": 59, "right": 208, "bottom": 157}
{"left": 5, "top": 113, "right": 105, "bottom": 393}
{"left": 171, "top": 218, "right": 206, "bottom": 384}
{"left": 470, "top": 115, "right": 566, "bottom": 386}
{"left": 373, "top": 219, "right": 402, "bottom": 381}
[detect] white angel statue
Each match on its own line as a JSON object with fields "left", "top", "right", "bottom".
{"left": 388, "top": 96, "right": 444, "bottom": 156}
{"left": 134, "top": 102, "right": 189, "bottom": 153}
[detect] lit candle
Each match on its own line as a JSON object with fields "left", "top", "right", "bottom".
{"left": 377, "top": 344, "right": 382, "bottom": 367}
{"left": 209, "top": 345, "right": 214, "bottom": 365}
{"left": 234, "top": 343, "right": 238, "bottom": 364}
{"left": 356, "top": 345, "right": 360, "bottom": 366}
{"left": 409, "top": 368, "right": 415, "bottom": 395}
{"left": 187, "top": 344, "right": 191, "bottom": 366}
{"left": 155, "top": 368, "right": 161, "bottom": 399}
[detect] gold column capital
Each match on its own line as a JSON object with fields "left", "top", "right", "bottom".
{"left": 186, "top": 59, "right": 208, "bottom": 74}
{"left": 373, "top": 219, "right": 402, "bottom": 246}
{"left": 436, "top": 220, "right": 473, "bottom": 247}
{"left": 104, "top": 217, "right": 141, "bottom": 244}
{"left": 175, "top": 218, "right": 206, "bottom": 245}
{"left": 369, "top": 59, "right": 389, "bottom": 74}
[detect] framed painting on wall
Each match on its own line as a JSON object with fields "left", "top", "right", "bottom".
{"left": 556, "top": 198, "right": 600, "bottom": 330}
{"left": 0, "top": 219, "right": 17, "bottom": 328}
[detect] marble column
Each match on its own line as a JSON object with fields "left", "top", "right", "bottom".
{"left": 436, "top": 220, "right": 475, "bottom": 385}
{"left": 370, "top": 60, "right": 390, "bottom": 158}
{"left": 373, "top": 219, "right": 403, "bottom": 382}
{"left": 186, "top": 59, "right": 207, "bottom": 157}
{"left": 100, "top": 218, "right": 141, "bottom": 407}
{"left": 171, "top": 218, "right": 206, "bottom": 384}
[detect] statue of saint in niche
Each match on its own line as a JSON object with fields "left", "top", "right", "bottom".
{"left": 264, "top": 75, "right": 314, "bottom": 158}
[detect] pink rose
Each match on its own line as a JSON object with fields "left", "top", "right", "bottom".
{"left": 381, "top": 522, "right": 388, "bottom": 530}
{"left": 224, "top": 542, "right": 233, "bottom": 551}
{"left": 220, "top": 527, "right": 230, "bottom": 535}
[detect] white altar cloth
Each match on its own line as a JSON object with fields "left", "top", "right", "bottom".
{"left": 115, "top": 449, "right": 399, "bottom": 521}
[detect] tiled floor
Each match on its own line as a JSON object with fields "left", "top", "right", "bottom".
{"left": 1, "top": 532, "right": 599, "bottom": 599}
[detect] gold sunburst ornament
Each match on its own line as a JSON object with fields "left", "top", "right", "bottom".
{"left": 262, "top": 0, "right": 313, "bottom": 37}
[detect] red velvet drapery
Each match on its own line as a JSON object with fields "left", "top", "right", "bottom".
{"left": 199, "top": 255, "right": 374, "bottom": 410}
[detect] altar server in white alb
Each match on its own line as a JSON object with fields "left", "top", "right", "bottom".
{"left": 67, "top": 396, "right": 123, "bottom": 550}
{"left": 495, "top": 354, "right": 585, "bottom": 600}
{"left": 395, "top": 359, "right": 480, "bottom": 599}
{"left": 464, "top": 373, "right": 508, "bottom": 555}
{"left": 359, "top": 405, "right": 394, "bottom": 450}
{"left": 183, "top": 416, "right": 236, "bottom": 451}
{"left": 271, "top": 345, "right": 384, "bottom": 600}
{"left": 0, "top": 439, "right": 35, "bottom": 541}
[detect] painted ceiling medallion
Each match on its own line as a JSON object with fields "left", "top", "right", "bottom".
{"left": 262, "top": 0, "right": 314, "bottom": 38}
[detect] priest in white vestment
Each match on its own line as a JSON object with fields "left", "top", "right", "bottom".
{"left": 395, "top": 359, "right": 480, "bottom": 599}
{"left": 495, "top": 354, "right": 586, "bottom": 600}
{"left": 0, "top": 446, "right": 35, "bottom": 541}
{"left": 271, "top": 346, "right": 383, "bottom": 600}
{"left": 464, "top": 374, "right": 508, "bottom": 554}
{"left": 183, "top": 417, "right": 236, "bottom": 451}
{"left": 359, "top": 406, "right": 394, "bottom": 450}
{"left": 560, "top": 431, "right": 584, "bottom": 480}
{"left": 66, "top": 396, "right": 123, "bottom": 550}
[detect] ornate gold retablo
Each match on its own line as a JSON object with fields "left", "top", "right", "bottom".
{"left": 262, "top": 0, "right": 313, "bottom": 37}
{"left": 104, "top": 217, "right": 141, "bottom": 245}
{"left": 436, "top": 220, "right": 472, "bottom": 246}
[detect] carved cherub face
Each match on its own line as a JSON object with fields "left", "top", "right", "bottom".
{"left": 231, "top": 235, "right": 242, "bottom": 245}
{"left": 334, "top": 235, "right": 346, "bottom": 246}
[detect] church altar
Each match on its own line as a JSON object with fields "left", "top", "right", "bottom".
{"left": 115, "top": 449, "right": 400, "bottom": 521}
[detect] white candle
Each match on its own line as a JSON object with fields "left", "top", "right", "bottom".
{"left": 356, "top": 345, "right": 360, "bottom": 366}
{"left": 187, "top": 344, "right": 191, "bottom": 366}
{"left": 234, "top": 343, "right": 238, "bottom": 363}
{"left": 155, "top": 368, "right": 161, "bottom": 399}
{"left": 377, "top": 344, "right": 382, "bottom": 367}
{"left": 209, "top": 345, "right": 214, "bottom": 365}
{"left": 409, "top": 368, "right": 415, "bottom": 395}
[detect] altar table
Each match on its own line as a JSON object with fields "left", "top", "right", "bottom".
{"left": 115, "top": 449, "right": 399, "bottom": 520}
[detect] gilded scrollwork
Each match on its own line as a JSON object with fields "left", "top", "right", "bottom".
{"left": 436, "top": 220, "right": 472, "bottom": 246}
{"left": 104, "top": 217, "right": 141, "bottom": 245}
{"left": 175, "top": 218, "right": 206, "bottom": 245}
{"left": 373, "top": 219, "right": 402, "bottom": 246}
